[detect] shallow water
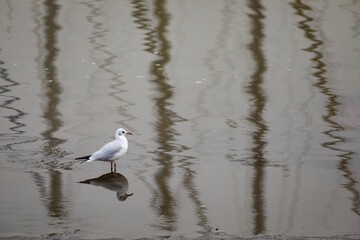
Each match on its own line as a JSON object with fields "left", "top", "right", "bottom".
{"left": 0, "top": 0, "right": 360, "bottom": 239}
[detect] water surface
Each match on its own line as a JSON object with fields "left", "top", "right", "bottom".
{"left": 0, "top": 0, "right": 360, "bottom": 239}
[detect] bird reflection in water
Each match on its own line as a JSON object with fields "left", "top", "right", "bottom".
{"left": 79, "top": 172, "right": 133, "bottom": 201}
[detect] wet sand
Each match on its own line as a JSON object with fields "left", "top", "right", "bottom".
{"left": 2, "top": 234, "right": 360, "bottom": 240}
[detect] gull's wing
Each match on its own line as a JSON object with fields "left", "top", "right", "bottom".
{"left": 89, "top": 140, "right": 122, "bottom": 161}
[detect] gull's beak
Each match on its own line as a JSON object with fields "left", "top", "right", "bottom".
{"left": 126, "top": 132, "right": 133, "bottom": 135}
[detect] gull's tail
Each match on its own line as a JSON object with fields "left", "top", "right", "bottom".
{"left": 75, "top": 155, "right": 91, "bottom": 164}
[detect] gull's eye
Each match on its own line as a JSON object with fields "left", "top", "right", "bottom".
{"left": 122, "top": 131, "right": 125, "bottom": 134}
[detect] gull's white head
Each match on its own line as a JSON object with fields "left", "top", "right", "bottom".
{"left": 115, "top": 128, "right": 132, "bottom": 139}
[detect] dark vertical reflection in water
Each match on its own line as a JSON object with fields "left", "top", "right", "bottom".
{"left": 31, "top": 0, "right": 69, "bottom": 221}
{"left": 150, "top": 0, "right": 177, "bottom": 232}
{"left": 291, "top": 0, "right": 359, "bottom": 216}
{"left": 0, "top": 57, "right": 35, "bottom": 158}
{"left": 246, "top": 0, "right": 268, "bottom": 235}
{"left": 131, "top": 0, "right": 157, "bottom": 53}
{"left": 32, "top": 170, "right": 67, "bottom": 219}
{"left": 132, "top": 1, "right": 208, "bottom": 232}
{"left": 0, "top": 59, "right": 26, "bottom": 136}
{"left": 0, "top": 0, "right": 27, "bottom": 149}
{"left": 40, "top": 0, "right": 67, "bottom": 162}
{"left": 181, "top": 162, "right": 209, "bottom": 234}
{"left": 132, "top": 0, "right": 187, "bottom": 232}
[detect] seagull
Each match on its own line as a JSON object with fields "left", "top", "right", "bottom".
{"left": 75, "top": 128, "right": 132, "bottom": 172}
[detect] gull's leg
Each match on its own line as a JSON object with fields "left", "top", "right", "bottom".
{"left": 114, "top": 162, "right": 117, "bottom": 172}
{"left": 111, "top": 162, "right": 113, "bottom": 172}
